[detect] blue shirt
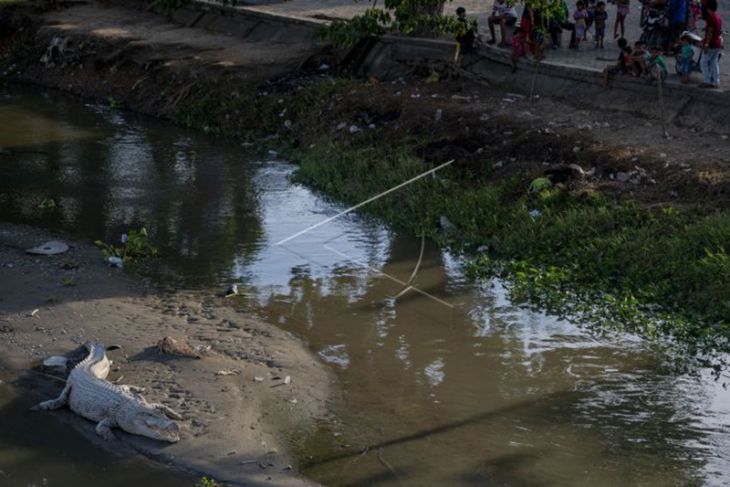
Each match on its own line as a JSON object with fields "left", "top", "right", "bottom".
{"left": 669, "top": 0, "right": 687, "bottom": 24}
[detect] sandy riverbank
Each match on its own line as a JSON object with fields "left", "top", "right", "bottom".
{"left": 0, "top": 223, "right": 333, "bottom": 486}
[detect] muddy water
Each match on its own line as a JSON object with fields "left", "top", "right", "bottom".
{"left": 1, "top": 84, "right": 729, "bottom": 487}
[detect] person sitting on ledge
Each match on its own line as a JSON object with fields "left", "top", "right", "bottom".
{"left": 487, "top": 0, "right": 518, "bottom": 47}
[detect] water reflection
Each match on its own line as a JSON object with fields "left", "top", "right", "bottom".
{"left": 1, "top": 85, "right": 729, "bottom": 487}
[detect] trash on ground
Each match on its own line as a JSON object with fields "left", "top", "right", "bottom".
{"left": 26, "top": 241, "right": 69, "bottom": 255}
{"left": 216, "top": 369, "right": 240, "bottom": 376}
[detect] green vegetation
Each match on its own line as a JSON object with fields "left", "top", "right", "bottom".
{"left": 319, "top": 0, "right": 565, "bottom": 47}
{"left": 194, "top": 477, "right": 221, "bottom": 487}
{"left": 293, "top": 131, "right": 730, "bottom": 364}
{"left": 94, "top": 227, "right": 158, "bottom": 262}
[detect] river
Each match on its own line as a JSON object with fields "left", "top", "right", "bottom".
{"left": 1, "top": 84, "right": 729, "bottom": 486}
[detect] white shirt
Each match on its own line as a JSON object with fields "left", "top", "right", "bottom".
{"left": 492, "top": 1, "right": 517, "bottom": 17}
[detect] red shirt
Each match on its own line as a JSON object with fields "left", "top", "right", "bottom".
{"left": 706, "top": 11, "right": 723, "bottom": 48}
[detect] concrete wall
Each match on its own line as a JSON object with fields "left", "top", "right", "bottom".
{"left": 172, "top": 1, "right": 730, "bottom": 125}
{"left": 172, "top": 2, "right": 321, "bottom": 45}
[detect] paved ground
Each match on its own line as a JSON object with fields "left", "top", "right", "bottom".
{"left": 219, "top": 0, "right": 727, "bottom": 88}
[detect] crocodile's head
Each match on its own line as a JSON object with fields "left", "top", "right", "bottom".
{"left": 118, "top": 405, "right": 180, "bottom": 443}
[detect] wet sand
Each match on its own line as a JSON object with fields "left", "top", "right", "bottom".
{"left": 0, "top": 222, "right": 333, "bottom": 486}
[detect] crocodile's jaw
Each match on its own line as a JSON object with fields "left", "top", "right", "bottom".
{"left": 118, "top": 407, "right": 180, "bottom": 442}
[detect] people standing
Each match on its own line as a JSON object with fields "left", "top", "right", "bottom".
{"left": 700, "top": 0, "right": 722, "bottom": 88}
{"left": 594, "top": 1, "right": 609, "bottom": 47}
{"left": 573, "top": 1, "right": 590, "bottom": 47}
{"left": 455, "top": 6, "right": 479, "bottom": 53}
{"left": 614, "top": 0, "right": 630, "bottom": 39}
{"left": 668, "top": 0, "right": 688, "bottom": 48}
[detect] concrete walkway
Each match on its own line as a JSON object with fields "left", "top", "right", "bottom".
{"left": 212, "top": 0, "right": 727, "bottom": 90}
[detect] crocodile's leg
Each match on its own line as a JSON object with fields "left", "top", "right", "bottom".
{"left": 150, "top": 403, "right": 183, "bottom": 420}
{"left": 31, "top": 384, "right": 71, "bottom": 411}
{"left": 95, "top": 418, "right": 116, "bottom": 440}
{"left": 119, "top": 384, "right": 146, "bottom": 395}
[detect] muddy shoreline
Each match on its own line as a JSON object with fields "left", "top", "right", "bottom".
{"left": 0, "top": 222, "right": 333, "bottom": 486}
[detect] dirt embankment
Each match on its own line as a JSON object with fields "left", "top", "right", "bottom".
{"left": 3, "top": 1, "right": 730, "bottom": 210}
{"left": 0, "top": 223, "right": 332, "bottom": 486}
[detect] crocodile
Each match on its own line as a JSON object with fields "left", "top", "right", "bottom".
{"left": 32, "top": 341, "right": 182, "bottom": 442}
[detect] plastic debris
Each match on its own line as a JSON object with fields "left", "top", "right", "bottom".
{"left": 107, "top": 256, "right": 124, "bottom": 268}
{"left": 216, "top": 369, "right": 240, "bottom": 376}
{"left": 529, "top": 177, "right": 553, "bottom": 193}
{"left": 529, "top": 209, "right": 542, "bottom": 219}
{"left": 26, "top": 241, "right": 69, "bottom": 256}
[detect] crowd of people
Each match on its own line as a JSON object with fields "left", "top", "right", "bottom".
{"left": 455, "top": 0, "right": 724, "bottom": 88}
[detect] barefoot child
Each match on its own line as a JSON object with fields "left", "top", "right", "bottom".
{"left": 646, "top": 45, "right": 669, "bottom": 81}
{"left": 594, "top": 2, "right": 608, "bottom": 47}
{"left": 573, "top": 1, "right": 590, "bottom": 47}
{"left": 614, "top": 0, "right": 630, "bottom": 39}
{"left": 677, "top": 33, "right": 695, "bottom": 83}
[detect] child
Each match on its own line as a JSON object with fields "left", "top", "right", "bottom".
{"left": 455, "top": 7, "right": 480, "bottom": 53}
{"left": 511, "top": 27, "right": 529, "bottom": 72}
{"left": 602, "top": 37, "right": 631, "bottom": 86}
{"left": 645, "top": 45, "right": 669, "bottom": 81}
{"left": 630, "top": 40, "right": 647, "bottom": 76}
{"left": 573, "top": 1, "right": 590, "bottom": 47}
{"left": 613, "top": 0, "right": 630, "bottom": 39}
{"left": 677, "top": 33, "right": 695, "bottom": 83}
{"left": 585, "top": 0, "right": 597, "bottom": 40}
{"left": 593, "top": 2, "right": 608, "bottom": 47}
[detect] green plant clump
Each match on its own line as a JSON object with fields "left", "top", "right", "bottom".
{"left": 94, "top": 227, "right": 158, "bottom": 262}
{"left": 194, "top": 477, "right": 221, "bottom": 487}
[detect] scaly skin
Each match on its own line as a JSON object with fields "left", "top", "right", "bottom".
{"left": 33, "top": 341, "right": 181, "bottom": 442}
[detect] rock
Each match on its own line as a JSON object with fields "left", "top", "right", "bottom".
{"left": 157, "top": 336, "right": 203, "bottom": 359}
{"left": 283, "top": 375, "right": 291, "bottom": 385}
{"left": 544, "top": 164, "right": 585, "bottom": 183}
{"left": 349, "top": 125, "right": 361, "bottom": 134}
{"left": 26, "top": 241, "right": 69, "bottom": 256}
{"left": 336, "top": 122, "right": 347, "bottom": 130}
{"left": 253, "top": 376, "right": 265, "bottom": 383}
{"left": 615, "top": 171, "right": 633, "bottom": 182}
